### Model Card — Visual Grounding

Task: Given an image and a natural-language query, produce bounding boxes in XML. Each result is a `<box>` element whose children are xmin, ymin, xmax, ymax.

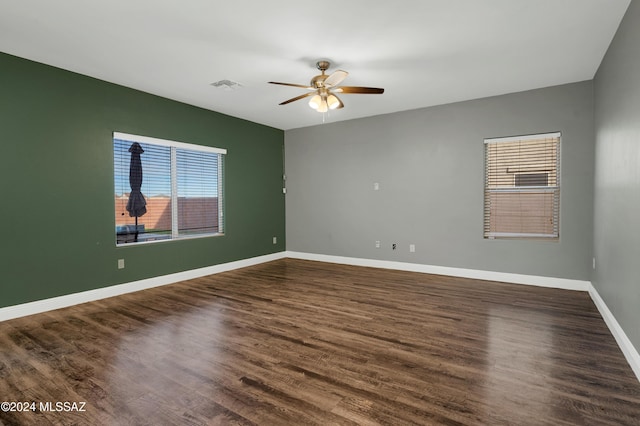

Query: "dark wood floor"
<box><xmin>1</xmin><ymin>259</ymin><xmax>639</xmax><ymax>425</ymax></box>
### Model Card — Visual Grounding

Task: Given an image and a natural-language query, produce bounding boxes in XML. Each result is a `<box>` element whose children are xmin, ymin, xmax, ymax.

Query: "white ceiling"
<box><xmin>0</xmin><ymin>0</ymin><xmax>630</xmax><ymax>130</ymax></box>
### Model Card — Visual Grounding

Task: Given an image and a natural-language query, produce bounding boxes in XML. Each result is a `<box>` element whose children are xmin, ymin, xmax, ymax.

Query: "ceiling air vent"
<box><xmin>210</xmin><ymin>79</ymin><xmax>243</xmax><ymax>91</ymax></box>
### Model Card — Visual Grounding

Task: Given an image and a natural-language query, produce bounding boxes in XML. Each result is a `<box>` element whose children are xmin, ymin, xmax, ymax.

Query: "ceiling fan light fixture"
<box><xmin>309</xmin><ymin>94</ymin><xmax>322</xmax><ymax>110</ymax></box>
<box><xmin>317</xmin><ymin>98</ymin><xmax>329</xmax><ymax>113</ymax></box>
<box><xmin>327</xmin><ymin>94</ymin><xmax>340</xmax><ymax>110</ymax></box>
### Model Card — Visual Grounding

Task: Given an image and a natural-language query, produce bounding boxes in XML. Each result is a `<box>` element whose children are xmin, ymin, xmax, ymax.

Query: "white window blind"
<box><xmin>114</xmin><ymin>132</ymin><xmax>226</xmax><ymax>245</ymax></box>
<box><xmin>484</xmin><ymin>132</ymin><xmax>560</xmax><ymax>239</ymax></box>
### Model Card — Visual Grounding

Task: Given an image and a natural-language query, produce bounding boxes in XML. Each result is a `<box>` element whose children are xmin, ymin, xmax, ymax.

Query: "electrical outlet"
<box><xmin>375</xmin><ymin>240</ymin><xmax>381</xmax><ymax>248</ymax></box>
<box><xmin>118</xmin><ymin>259</ymin><xmax>125</xmax><ymax>269</ymax></box>
<box><xmin>373</xmin><ymin>182</ymin><xmax>380</xmax><ymax>191</ymax></box>
<box><xmin>409</xmin><ymin>244</ymin><xmax>415</xmax><ymax>253</ymax></box>
<box><xmin>392</xmin><ymin>243</ymin><xmax>397</xmax><ymax>250</ymax></box>
<box><xmin>273</xmin><ymin>236</ymin><xmax>277</xmax><ymax>244</ymax></box>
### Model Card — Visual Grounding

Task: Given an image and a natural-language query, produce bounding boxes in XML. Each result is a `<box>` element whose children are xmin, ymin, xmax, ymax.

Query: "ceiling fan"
<box><xmin>269</xmin><ymin>60</ymin><xmax>384</xmax><ymax>112</ymax></box>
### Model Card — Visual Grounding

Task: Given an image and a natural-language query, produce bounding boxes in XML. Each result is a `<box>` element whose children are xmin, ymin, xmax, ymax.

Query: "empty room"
<box><xmin>1</xmin><ymin>1</ymin><xmax>640</xmax><ymax>424</ymax></box>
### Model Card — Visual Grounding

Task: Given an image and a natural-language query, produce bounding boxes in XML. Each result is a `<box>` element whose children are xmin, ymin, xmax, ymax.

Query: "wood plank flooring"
<box><xmin>1</xmin><ymin>258</ymin><xmax>639</xmax><ymax>425</ymax></box>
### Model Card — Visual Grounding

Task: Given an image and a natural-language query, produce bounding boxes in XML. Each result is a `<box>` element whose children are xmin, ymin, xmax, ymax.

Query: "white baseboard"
<box><xmin>0</xmin><ymin>251</ymin><xmax>589</xmax><ymax>323</ymax></box>
<box><xmin>285</xmin><ymin>251</ymin><xmax>591</xmax><ymax>291</ymax></box>
<box><xmin>0</xmin><ymin>252</ymin><xmax>286</xmax><ymax>322</ymax></box>
<box><xmin>588</xmin><ymin>284</ymin><xmax>640</xmax><ymax>382</ymax></box>
<box><xmin>286</xmin><ymin>251</ymin><xmax>639</xmax><ymax>382</ymax></box>
<box><xmin>2</xmin><ymin>250</ymin><xmax>638</xmax><ymax>383</ymax></box>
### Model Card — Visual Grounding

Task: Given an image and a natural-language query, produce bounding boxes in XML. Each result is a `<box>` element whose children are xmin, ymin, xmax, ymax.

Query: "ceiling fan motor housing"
<box><xmin>311</xmin><ymin>74</ymin><xmax>328</xmax><ymax>88</ymax></box>
<box><xmin>311</xmin><ymin>61</ymin><xmax>331</xmax><ymax>88</ymax></box>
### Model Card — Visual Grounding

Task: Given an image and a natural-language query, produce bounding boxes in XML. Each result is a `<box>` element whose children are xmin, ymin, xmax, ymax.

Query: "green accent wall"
<box><xmin>0</xmin><ymin>52</ymin><xmax>285</xmax><ymax>309</ymax></box>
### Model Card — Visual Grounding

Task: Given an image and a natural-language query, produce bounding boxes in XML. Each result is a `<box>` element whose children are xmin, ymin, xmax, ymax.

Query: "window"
<box><xmin>484</xmin><ymin>132</ymin><xmax>560</xmax><ymax>239</ymax></box>
<box><xmin>113</xmin><ymin>132</ymin><xmax>226</xmax><ymax>245</ymax></box>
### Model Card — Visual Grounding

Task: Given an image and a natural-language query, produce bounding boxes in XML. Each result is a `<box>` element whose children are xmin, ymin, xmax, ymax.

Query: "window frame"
<box><xmin>483</xmin><ymin>132</ymin><xmax>561</xmax><ymax>240</ymax></box>
<box><xmin>113</xmin><ymin>132</ymin><xmax>226</xmax><ymax>246</ymax></box>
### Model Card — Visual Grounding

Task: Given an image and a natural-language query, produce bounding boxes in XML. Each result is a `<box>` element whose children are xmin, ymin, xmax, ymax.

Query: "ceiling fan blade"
<box><xmin>323</xmin><ymin>70</ymin><xmax>348</xmax><ymax>88</ymax></box>
<box><xmin>335</xmin><ymin>86</ymin><xmax>385</xmax><ymax>94</ymax></box>
<box><xmin>279</xmin><ymin>91</ymin><xmax>317</xmax><ymax>105</ymax></box>
<box><xmin>269</xmin><ymin>81</ymin><xmax>314</xmax><ymax>90</ymax></box>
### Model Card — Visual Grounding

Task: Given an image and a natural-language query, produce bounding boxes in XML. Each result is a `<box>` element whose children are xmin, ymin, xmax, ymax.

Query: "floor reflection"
<box><xmin>485</xmin><ymin>304</ymin><xmax>554</xmax><ymax>421</ymax></box>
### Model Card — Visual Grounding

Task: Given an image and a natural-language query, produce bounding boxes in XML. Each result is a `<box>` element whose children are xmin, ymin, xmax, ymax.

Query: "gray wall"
<box><xmin>594</xmin><ymin>0</ymin><xmax>640</xmax><ymax>350</ymax></box>
<box><xmin>286</xmin><ymin>81</ymin><xmax>595</xmax><ymax>281</ymax></box>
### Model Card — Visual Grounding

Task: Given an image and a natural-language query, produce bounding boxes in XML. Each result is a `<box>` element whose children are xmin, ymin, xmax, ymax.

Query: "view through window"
<box><xmin>113</xmin><ymin>132</ymin><xmax>226</xmax><ymax>245</ymax></box>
